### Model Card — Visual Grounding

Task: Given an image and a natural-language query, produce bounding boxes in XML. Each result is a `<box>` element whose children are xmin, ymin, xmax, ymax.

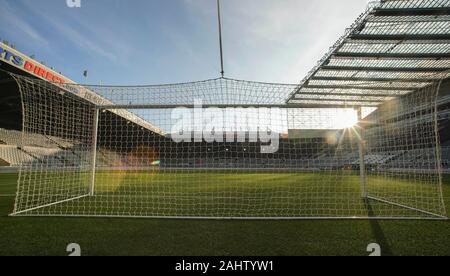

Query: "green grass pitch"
<box><xmin>0</xmin><ymin>172</ymin><xmax>449</xmax><ymax>256</ymax></box>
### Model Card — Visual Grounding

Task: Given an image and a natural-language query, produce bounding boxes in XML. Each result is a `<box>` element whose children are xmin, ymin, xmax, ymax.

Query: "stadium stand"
<box><xmin>1</xmin><ymin>123</ymin><xmax>449</xmax><ymax>172</ymax></box>
<box><xmin>0</xmin><ymin>128</ymin><xmax>86</xmax><ymax>168</ymax></box>
<box><xmin>0</xmin><ymin>129</ymin><xmax>74</xmax><ymax>149</ymax></box>
<box><xmin>0</xmin><ymin>145</ymin><xmax>35</xmax><ymax>166</ymax></box>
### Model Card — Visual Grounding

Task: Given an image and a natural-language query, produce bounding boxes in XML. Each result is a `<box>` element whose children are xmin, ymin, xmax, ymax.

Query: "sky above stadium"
<box><xmin>0</xmin><ymin>0</ymin><xmax>369</xmax><ymax>85</ymax></box>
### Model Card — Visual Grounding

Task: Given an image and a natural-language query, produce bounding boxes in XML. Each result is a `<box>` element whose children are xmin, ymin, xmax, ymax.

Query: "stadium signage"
<box><xmin>0</xmin><ymin>43</ymin><xmax>165</xmax><ymax>136</ymax></box>
<box><xmin>171</xmin><ymin>101</ymin><xmax>281</xmax><ymax>153</ymax></box>
<box><xmin>0</xmin><ymin>45</ymin><xmax>66</xmax><ymax>84</ymax></box>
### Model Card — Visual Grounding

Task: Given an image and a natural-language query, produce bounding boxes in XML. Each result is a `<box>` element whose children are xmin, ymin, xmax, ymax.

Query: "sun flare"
<box><xmin>334</xmin><ymin>110</ymin><xmax>358</xmax><ymax>129</ymax></box>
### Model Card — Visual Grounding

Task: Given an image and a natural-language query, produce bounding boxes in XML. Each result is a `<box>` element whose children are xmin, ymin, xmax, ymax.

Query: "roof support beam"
<box><xmin>321</xmin><ymin>65</ymin><xmax>449</xmax><ymax>73</ymax></box>
<box><xmin>333</xmin><ymin>52</ymin><xmax>450</xmax><ymax>59</ymax></box>
<box><xmin>288</xmin><ymin>100</ymin><xmax>380</xmax><ymax>107</ymax></box>
<box><xmin>295</xmin><ymin>91</ymin><xmax>398</xmax><ymax>98</ymax></box>
<box><xmin>344</xmin><ymin>39</ymin><xmax>450</xmax><ymax>45</ymax></box>
<box><xmin>372</xmin><ymin>8</ymin><xmax>450</xmax><ymax>17</ymax></box>
<box><xmin>293</xmin><ymin>97</ymin><xmax>383</xmax><ymax>103</ymax></box>
<box><xmin>350</xmin><ymin>34</ymin><xmax>450</xmax><ymax>41</ymax></box>
<box><xmin>311</xmin><ymin>76</ymin><xmax>437</xmax><ymax>83</ymax></box>
<box><xmin>304</xmin><ymin>84</ymin><xmax>415</xmax><ymax>91</ymax></box>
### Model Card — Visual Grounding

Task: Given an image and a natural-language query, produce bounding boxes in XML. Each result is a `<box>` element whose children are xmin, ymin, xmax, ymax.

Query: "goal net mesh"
<box><xmin>10</xmin><ymin>75</ymin><xmax>447</xmax><ymax>219</ymax></box>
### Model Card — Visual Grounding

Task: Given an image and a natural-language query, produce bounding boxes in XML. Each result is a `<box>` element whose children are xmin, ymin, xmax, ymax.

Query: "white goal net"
<box><xmin>9</xmin><ymin>75</ymin><xmax>447</xmax><ymax>219</ymax></box>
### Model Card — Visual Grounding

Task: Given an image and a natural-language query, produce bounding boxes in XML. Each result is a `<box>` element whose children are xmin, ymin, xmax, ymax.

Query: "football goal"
<box><xmin>9</xmin><ymin>75</ymin><xmax>447</xmax><ymax>219</ymax></box>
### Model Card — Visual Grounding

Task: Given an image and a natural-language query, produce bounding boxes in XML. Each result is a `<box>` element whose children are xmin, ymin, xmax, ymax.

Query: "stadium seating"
<box><xmin>97</xmin><ymin>149</ymin><xmax>126</xmax><ymax>168</ymax></box>
<box><xmin>441</xmin><ymin>147</ymin><xmax>450</xmax><ymax>170</ymax></box>
<box><xmin>0</xmin><ymin>128</ymin><xmax>74</xmax><ymax>149</ymax></box>
<box><xmin>0</xmin><ymin>129</ymin><xmax>84</xmax><ymax>168</ymax></box>
<box><xmin>0</xmin><ymin>145</ymin><xmax>35</xmax><ymax>166</ymax></box>
<box><xmin>1</xmin><ymin>127</ymin><xmax>449</xmax><ymax>172</ymax></box>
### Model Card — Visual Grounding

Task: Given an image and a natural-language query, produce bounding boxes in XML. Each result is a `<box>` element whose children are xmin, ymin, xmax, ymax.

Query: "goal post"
<box><xmin>357</xmin><ymin>107</ymin><xmax>367</xmax><ymax>200</ymax></box>
<box><xmin>8</xmin><ymin>75</ymin><xmax>447</xmax><ymax>219</ymax></box>
<box><xmin>88</xmin><ymin>108</ymin><xmax>100</xmax><ymax>197</ymax></box>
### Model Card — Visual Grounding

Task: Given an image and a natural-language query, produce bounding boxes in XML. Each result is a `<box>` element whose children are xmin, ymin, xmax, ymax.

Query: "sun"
<box><xmin>334</xmin><ymin>109</ymin><xmax>358</xmax><ymax>129</ymax></box>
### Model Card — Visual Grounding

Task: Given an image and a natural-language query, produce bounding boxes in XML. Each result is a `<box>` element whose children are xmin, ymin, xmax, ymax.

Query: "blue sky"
<box><xmin>0</xmin><ymin>0</ymin><xmax>368</xmax><ymax>85</ymax></box>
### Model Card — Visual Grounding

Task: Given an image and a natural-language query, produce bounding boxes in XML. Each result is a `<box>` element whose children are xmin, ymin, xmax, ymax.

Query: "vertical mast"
<box><xmin>217</xmin><ymin>0</ymin><xmax>225</xmax><ymax>78</ymax></box>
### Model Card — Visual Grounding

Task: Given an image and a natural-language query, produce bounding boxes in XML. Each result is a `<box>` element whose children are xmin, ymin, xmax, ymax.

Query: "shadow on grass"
<box><xmin>366</xmin><ymin>199</ymin><xmax>393</xmax><ymax>256</ymax></box>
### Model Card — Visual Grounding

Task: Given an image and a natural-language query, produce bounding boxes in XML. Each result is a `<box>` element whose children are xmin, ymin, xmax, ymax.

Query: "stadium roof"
<box><xmin>2</xmin><ymin>0</ymin><xmax>449</xmax><ymax>112</ymax></box>
<box><xmin>287</xmin><ymin>0</ymin><xmax>450</xmax><ymax>107</ymax></box>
